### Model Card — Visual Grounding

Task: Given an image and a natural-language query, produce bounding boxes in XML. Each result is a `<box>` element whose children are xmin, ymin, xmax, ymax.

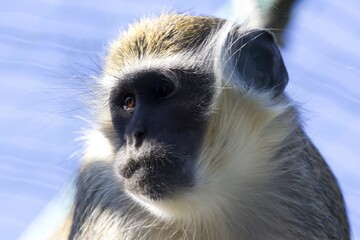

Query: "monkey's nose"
<box><xmin>127</xmin><ymin>126</ymin><xmax>147</xmax><ymax>148</ymax></box>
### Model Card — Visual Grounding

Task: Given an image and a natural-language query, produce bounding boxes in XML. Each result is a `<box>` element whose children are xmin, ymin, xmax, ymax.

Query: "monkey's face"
<box><xmin>96</xmin><ymin>14</ymin><xmax>289</xmax><ymax>218</ymax></box>
<box><xmin>109</xmin><ymin>69</ymin><xmax>213</xmax><ymax>201</ymax></box>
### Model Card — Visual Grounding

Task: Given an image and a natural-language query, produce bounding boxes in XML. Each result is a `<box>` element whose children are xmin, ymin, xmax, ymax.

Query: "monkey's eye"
<box><xmin>123</xmin><ymin>94</ymin><xmax>136</xmax><ymax>111</ymax></box>
<box><xmin>155</xmin><ymin>79</ymin><xmax>176</xmax><ymax>99</ymax></box>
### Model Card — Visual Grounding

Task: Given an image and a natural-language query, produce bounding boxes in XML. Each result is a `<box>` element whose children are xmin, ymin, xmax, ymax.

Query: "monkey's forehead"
<box><xmin>104</xmin><ymin>14</ymin><xmax>223</xmax><ymax>73</ymax></box>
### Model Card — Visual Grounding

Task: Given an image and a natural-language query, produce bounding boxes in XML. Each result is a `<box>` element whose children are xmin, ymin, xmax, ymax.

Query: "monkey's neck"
<box><xmin>71</xmin><ymin>162</ymin><xmax>242</xmax><ymax>240</ymax></box>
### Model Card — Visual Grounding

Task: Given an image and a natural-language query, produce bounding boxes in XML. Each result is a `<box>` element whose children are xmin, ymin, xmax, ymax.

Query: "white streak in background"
<box><xmin>230</xmin><ymin>0</ymin><xmax>263</xmax><ymax>27</ymax></box>
<box><xmin>216</xmin><ymin>0</ymin><xmax>268</xmax><ymax>28</ymax></box>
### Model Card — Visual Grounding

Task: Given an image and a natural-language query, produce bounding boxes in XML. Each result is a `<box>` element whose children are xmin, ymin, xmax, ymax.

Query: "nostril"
<box><xmin>133</xmin><ymin>127</ymin><xmax>147</xmax><ymax>147</ymax></box>
<box><xmin>119</xmin><ymin>159</ymin><xmax>141</xmax><ymax>179</ymax></box>
<box><xmin>134</xmin><ymin>130</ymin><xmax>145</xmax><ymax>141</ymax></box>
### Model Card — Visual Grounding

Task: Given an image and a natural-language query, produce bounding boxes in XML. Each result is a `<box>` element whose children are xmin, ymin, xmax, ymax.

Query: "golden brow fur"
<box><xmin>104</xmin><ymin>14</ymin><xmax>222</xmax><ymax>74</ymax></box>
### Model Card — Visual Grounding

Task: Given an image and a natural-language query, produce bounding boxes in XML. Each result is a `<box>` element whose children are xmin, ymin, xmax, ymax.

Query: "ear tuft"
<box><xmin>223</xmin><ymin>29</ymin><xmax>289</xmax><ymax>97</ymax></box>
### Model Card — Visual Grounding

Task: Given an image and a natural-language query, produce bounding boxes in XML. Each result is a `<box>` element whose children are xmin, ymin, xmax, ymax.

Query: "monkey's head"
<box><xmin>87</xmin><ymin>14</ymin><xmax>293</xmax><ymax>219</ymax></box>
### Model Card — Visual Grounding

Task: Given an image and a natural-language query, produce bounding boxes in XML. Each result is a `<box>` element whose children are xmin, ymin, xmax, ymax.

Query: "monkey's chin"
<box><xmin>126</xmin><ymin>189</ymin><xmax>199</xmax><ymax>220</ymax></box>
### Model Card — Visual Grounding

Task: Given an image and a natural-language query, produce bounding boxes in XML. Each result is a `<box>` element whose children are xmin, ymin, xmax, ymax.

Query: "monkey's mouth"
<box><xmin>116</xmin><ymin>154</ymin><xmax>194</xmax><ymax>200</ymax></box>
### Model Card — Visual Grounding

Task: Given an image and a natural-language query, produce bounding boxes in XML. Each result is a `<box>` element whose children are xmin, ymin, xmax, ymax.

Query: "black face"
<box><xmin>109</xmin><ymin>69</ymin><xmax>213</xmax><ymax>200</ymax></box>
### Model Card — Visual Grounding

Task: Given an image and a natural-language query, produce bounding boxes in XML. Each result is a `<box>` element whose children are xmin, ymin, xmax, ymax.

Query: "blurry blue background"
<box><xmin>0</xmin><ymin>0</ymin><xmax>359</xmax><ymax>239</ymax></box>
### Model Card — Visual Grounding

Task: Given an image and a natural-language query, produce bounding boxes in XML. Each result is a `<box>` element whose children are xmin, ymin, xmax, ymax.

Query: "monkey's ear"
<box><xmin>223</xmin><ymin>29</ymin><xmax>288</xmax><ymax>96</ymax></box>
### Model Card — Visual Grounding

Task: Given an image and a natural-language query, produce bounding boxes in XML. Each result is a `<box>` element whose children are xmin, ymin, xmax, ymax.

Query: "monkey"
<box><xmin>58</xmin><ymin>13</ymin><xmax>350</xmax><ymax>240</ymax></box>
